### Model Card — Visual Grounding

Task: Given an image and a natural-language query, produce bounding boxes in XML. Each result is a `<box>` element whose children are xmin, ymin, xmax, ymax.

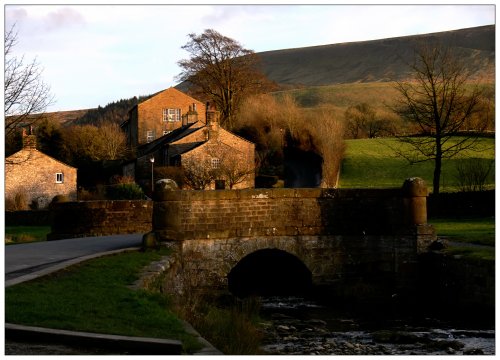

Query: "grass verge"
<box><xmin>430</xmin><ymin>216</ymin><xmax>495</xmax><ymax>261</ymax></box>
<box><xmin>5</xmin><ymin>248</ymin><xmax>201</xmax><ymax>353</ymax></box>
<box><xmin>430</xmin><ymin>217</ymin><xmax>495</xmax><ymax>246</ymax></box>
<box><xmin>173</xmin><ymin>293</ymin><xmax>264</xmax><ymax>355</ymax></box>
<box><xmin>5</xmin><ymin>226</ymin><xmax>51</xmax><ymax>244</ymax></box>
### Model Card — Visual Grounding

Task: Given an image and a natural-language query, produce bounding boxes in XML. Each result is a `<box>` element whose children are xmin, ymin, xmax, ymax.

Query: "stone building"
<box><xmin>122</xmin><ymin>87</ymin><xmax>207</xmax><ymax>148</ymax></box>
<box><xmin>5</xmin><ymin>129</ymin><xmax>77</xmax><ymax>209</ymax></box>
<box><xmin>125</xmin><ymin>104</ymin><xmax>255</xmax><ymax>190</ymax></box>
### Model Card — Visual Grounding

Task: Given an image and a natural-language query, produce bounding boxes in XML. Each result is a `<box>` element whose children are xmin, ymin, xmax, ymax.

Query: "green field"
<box><xmin>340</xmin><ymin>137</ymin><xmax>495</xmax><ymax>191</ymax></box>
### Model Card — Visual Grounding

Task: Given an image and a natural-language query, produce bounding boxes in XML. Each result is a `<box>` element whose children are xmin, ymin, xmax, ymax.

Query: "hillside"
<box><xmin>258</xmin><ymin>25</ymin><xmax>494</xmax><ymax>86</ymax></box>
<box><xmin>44</xmin><ymin>109</ymin><xmax>91</xmax><ymax>126</ymax></box>
<box><xmin>48</xmin><ymin>25</ymin><xmax>494</xmax><ymax>123</ymax></box>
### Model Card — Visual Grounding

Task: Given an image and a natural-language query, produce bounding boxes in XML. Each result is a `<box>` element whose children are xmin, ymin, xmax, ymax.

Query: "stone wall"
<box><xmin>419</xmin><ymin>253</ymin><xmax>495</xmax><ymax>317</ymax></box>
<box><xmin>153</xmin><ymin>185</ymin><xmax>432</xmax><ymax>243</ymax></box>
<box><xmin>428</xmin><ymin>190</ymin><xmax>495</xmax><ymax>218</ymax></box>
<box><xmin>5</xmin><ymin>210</ymin><xmax>51</xmax><ymax>226</ymax></box>
<box><xmin>47</xmin><ymin>200</ymin><xmax>153</xmax><ymax>240</ymax></box>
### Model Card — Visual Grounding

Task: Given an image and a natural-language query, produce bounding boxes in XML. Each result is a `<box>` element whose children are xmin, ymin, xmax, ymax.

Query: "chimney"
<box><xmin>205</xmin><ymin>102</ymin><xmax>220</xmax><ymax>140</ymax></box>
<box><xmin>22</xmin><ymin>126</ymin><xmax>37</xmax><ymax>149</ymax></box>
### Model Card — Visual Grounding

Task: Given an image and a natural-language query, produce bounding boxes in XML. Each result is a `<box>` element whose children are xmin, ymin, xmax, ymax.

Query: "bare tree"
<box><xmin>61</xmin><ymin>123</ymin><xmax>128</xmax><ymax>165</ymax></box>
<box><xmin>344</xmin><ymin>103</ymin><xmax>389</xmax><ymax>139</ymax></box>
<box><xmin>98</xmin><ymin>122</ymin><xmax>129</xmax><ymax>160</ymax></box>
<box><xmin>392</xmin><ymin>43</ymin><xmax>484</xmax><ymax>194</ymax></box>
<box><xmin>177</xmin><ymin>29</ymin><xmax>272</xmax><ymax>130</ymax></box>
<box><xmin>5</xmin><ymin>25</ymin><xmax>54</xmax><ymax>137</ymax></box>
<box><xmin>182</xmin><ymin>156</ymin><xmax>217</xmax><ymax>190</ymax></box>
<box><xmin>208</xmin><ymin>144</ymin><xmax>254</xmax><ymax>189</ymax></box>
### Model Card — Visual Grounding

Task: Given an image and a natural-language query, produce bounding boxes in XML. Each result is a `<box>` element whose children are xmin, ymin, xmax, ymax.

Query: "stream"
<box><xmin>257</xmin><ymin>296</ymin><xmax>495</xmax><ymax>355</ymax></box>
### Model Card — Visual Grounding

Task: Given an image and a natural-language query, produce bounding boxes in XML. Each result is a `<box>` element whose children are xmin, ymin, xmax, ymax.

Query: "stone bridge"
<box><xmin>149</xmin><ymin>178</ymin><xmax>436</xmax><ymax>299</ymax></box>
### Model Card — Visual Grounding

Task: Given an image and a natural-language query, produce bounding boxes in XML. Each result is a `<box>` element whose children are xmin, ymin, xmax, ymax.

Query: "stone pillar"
<box><xmin>402</xmin><ymin>177</ymin><xmax>436</xmax><ymax>253</ymax></box>
<box><xmin>402</xmin><ymin>177</ymin><xmax>428</xmax><ymax>225</ymax></box>
<box><xmin>143</xmin><ymin>179</ymin><xmax>181</xmax><ymax>249</ymax></box>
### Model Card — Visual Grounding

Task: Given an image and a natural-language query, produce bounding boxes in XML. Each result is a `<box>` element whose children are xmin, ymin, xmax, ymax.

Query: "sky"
<box><xmin>3</xmin><ymin>3</ymin><xmax>496</xmax><ymax>112</ymax></box>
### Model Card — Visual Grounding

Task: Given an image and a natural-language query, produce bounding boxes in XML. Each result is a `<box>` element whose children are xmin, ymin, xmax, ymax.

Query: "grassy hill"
<box><xmin>258</xmin><ymin>25</ymin><xmax>494</xmax><ymax>86</ymax></box>
<box><xmin>340</xmin><ymin>137</ymin><xmax>495</xmax><ymax>192</ymax></box>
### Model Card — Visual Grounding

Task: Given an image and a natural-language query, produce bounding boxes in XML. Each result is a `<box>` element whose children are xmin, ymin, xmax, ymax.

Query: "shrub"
<box><xmin>51</xmin><ymin>194</ymin><xmax>70</xmax><ymax>203</ymax></box>
<box><xmin>106</xmin><ymin>183</ymin><xmax>145</xmax><ymax>200</ymax></box>
<box><xmin>5</xmin><ymin>192</ymin><xmax>29</xmax><ymax>211</ymax></box>
<box><xmin>455</xmin><ymin>159</ymin><xmax>493</xmax><ymax>192</ymax></box>
<box><xmin>109</xmin><ymin>174</ymin><xmax>135</xmax><ymax>185</ymax></box>
<box><xmin>49</xmin><ymin>194</ymin><xmax>70</xmax><ymax>209</ymax></box>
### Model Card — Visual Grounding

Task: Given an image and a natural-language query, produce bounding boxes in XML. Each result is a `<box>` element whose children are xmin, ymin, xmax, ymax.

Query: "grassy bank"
<box><xmin>5</xmin><ymin>248</ymin><xmax>201</xmax><ymax>353</ymax></box>
<box><xmin>340</xmin><ymin>137</ymin><xmax>495</xmax><ymax>191</ymax></box>
<box><xmin>431</xmin><ymin>216</ymin><xmax>495</xmax><ymax>261</ymax></box>
<box><xmin>5</xmin><ymin>226</ymin><xmax>51</xmax><ymax>244</ymax></box>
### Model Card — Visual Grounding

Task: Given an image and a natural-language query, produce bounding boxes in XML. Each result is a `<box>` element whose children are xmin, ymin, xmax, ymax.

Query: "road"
<box><xmin>5</xmin><ymin>234</ymin><xmax>143</xmax><ymax>284</ymax></box>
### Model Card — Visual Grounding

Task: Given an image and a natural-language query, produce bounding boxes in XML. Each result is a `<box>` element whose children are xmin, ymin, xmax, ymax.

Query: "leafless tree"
<box><xmin>5</xmin><ymin>25</ymin><xmax>54</xmax><ymax>137</ymax></box>
<box><xmin>208</xmin><ymin>144</ymin><xmax>254</xmax><ymax>189</ymax></box>
<box><xmin>345</xmin><ymin>103</ymin><xmax>389</xmax><ymax>139</ymax></box>
<box><xmin>61</xmin><ymin>123</ymin><xmax>128</xmax><ymax>165</ymax></box>
<box><xmin>182</xmin><ymin>156</ymin><xmax>217</xmax><ymax>190</ymax></box>
<box><xmin>98</xmin><ymin>122</ymin><xmax>129</xmax><ymax>160</ymax></box>
<box><xmin>177</xmin><ymin>29</ymin><xmax>273</xmax><ymax>130</ymax></box>
<box><xmin>392</xmin><ymin>43</ymin><xmax>484</xmax><ymax>194</ymax></box>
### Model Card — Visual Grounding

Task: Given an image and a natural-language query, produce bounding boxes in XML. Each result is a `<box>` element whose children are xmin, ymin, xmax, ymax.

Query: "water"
<box><xmin>257</xmin><ymin>296</ymin><xmax>495</xmax><ymax>355</ymax></box>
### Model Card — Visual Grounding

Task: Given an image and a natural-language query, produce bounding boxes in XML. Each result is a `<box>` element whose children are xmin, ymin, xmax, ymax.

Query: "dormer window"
<box><xmin>162</xmin><ymin>108</ymin><xmax>181</xmax><ymax>122</ymax></box>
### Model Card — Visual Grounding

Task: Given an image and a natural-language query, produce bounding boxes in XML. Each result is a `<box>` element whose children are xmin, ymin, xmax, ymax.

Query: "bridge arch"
<box><xmin>227</xmin><ymin>248</ymin><xmax>313</xmax><ymax>297</ymax></box>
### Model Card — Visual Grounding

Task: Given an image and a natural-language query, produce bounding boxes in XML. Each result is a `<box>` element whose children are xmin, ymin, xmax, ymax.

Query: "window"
<box><xmin>162</xmin><ymin>108</ymin><xmax>181</xmax><ymax>122</ymax></box>
<box><xmin>163</xmin><ymin>130</ymin><xmax>172</xmax><ymax>136</ymax></box>
<box><xmin>56</xmin><ymin>173</ymin><xmax>64</xmax><ymax>183</ymax></box>
<box><xmin>146</xmin><ymin>130</ymin><xmax>154</xmax><ymax>142</ymax></box>
<box><xmin>211</xmin><ymin>158</ymin><xmax>220</xmax><ymax>169</ymax></box>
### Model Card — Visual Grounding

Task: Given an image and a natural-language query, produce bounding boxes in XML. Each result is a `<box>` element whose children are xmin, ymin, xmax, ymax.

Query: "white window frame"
<box><xmin>162</xmin><ymin>108</ymin><xmax>181</xmax><ymax>122</ymax></box>
<box><xmin>163</xmin><ymin>130</ymin><xmax>172</xmax><ymax>136</ymax></box>
<box><xmin>55</xmin><ymin>173</ymin><xmax>64</xmax><ymax>184</ymax></box>
<box><xmin>211</xmin><ymin>158</ymin><xmax>220</xmax><ymax>169</ymax></box>
<box><xmin>146</xmin><ymin>130</ymin><xmax>154</xmax><ymax>142</ymax></box>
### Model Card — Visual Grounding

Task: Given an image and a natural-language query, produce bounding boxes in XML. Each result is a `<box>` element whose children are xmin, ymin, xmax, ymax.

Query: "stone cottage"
<box><xmin>124</xmin><ymin>104</ymin><xmax>255</xmax><ymax>190</ymax></box>
<box><xmin>122</xmin><ymin>87</ymin><xmax>207</xmax><ymax>148</ymax></box>
<box><xmin>5</xmin><ymin>128</ymin><xmax>77</xmax><ymax>209</ymax></box>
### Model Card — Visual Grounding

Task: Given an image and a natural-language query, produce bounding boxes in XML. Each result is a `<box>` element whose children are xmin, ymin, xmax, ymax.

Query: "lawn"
<box><xmin>431</xmin><ymin>217</ymin><xmax>495</xmax><ymax>247</ymax></box>
<box><xmin>5</xmin><ymin>248</ymin><xmax>201</xmax><ymax>353</ymax></box>
<box><xmin>340</xmin><ymin>137</ymin><xmax>495</xmax><ymax>191</ymax></box>
<box><xmin>5</xmin><ymin>226</ymin><xmax>51</xmax><ymax>244</ymax></box>
<box><xmin>431</xmin><ymin>216</ymin><xmax>495</xmax><ymax>261</ymax></box>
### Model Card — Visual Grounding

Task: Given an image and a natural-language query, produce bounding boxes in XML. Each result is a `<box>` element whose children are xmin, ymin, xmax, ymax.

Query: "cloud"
<box><xmin>43</xmin><ymin>7</ymin><xmax>86</xmax><ymax>31</ymax></box>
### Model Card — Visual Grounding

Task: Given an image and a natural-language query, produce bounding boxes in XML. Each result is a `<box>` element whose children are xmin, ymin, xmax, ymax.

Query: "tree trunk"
<box><xmin>433</xmin><ymin>141</ymin><xmax>442</xmax><ymax>195</ymax></box>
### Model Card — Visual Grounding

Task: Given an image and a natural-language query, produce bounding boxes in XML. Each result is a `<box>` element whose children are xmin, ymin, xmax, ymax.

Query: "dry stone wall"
<box><xmin>48</xmin><ymin>200</ymin><xmax>152</xmax><ymax>240</ymax></box>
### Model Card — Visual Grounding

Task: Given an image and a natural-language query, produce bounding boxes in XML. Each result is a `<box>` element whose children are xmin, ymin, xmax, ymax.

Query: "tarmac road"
<box><xmin>5</xmin><ymin>234</ymin><xmax>143</xmax><ymax>284</ymax></box>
